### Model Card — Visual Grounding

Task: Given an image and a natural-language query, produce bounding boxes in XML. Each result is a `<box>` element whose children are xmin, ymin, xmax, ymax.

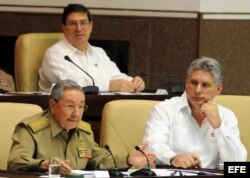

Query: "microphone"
<box><xmin>64</xmin><ymin>55</ymin><xmax>99</xmax><ymax>95</ymax></box>
<box><xmin>135</xmin><ymin>146</ymin><xmax>151</xmax><ymax>168</ymax></box>
<box><xmin>130</xmin><ymin>146</ymin><xmax>156</xmax><ymax>177</ymax></box>
<box><xmin>104</xmin><ymin>145</ymin><xmax>123</xmax><ymax>177</ymax></box>
<box><xmin>141</xmin><ymin>72</ymin><xmax>185</xmax><ymax>94</ymax></box>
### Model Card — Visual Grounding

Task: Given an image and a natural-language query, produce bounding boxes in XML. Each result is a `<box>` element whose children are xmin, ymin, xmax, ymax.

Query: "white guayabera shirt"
<box><xmin>143</xmin><ymin>92</ymin><xmax>247</xmax><ymax>168</ymax></box>
<box><xmin>39</xmin><ymin>39</ymin><xmax>132</xmax><ymax>92</ymax></box>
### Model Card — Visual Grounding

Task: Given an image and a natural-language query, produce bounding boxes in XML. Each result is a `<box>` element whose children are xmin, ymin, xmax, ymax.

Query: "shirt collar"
<box><xmin>64</xmin><ymin>39</ymin><xmax>91</xmax><ymax>55</ymax></box>
<box><xmin>47</xmin><ymin>112</ymin><xmax>64</xmax><ymax>137</ymax></box>
<box><xmin>178</xmin><ymin>91</ymin><xmax>192</xmax><ymax>114</ymax></box>
<box><xmin>47</xmin><ymin>111</ymin><xmax>82</xmax><ymax>141</ymax></box>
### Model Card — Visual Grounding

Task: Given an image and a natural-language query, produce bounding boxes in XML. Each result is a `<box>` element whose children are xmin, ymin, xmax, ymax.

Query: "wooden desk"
<box><xmin>0</xmin><ymin>169</ymin><xmax>40</xmax><ymax>178</ymax></box>
<box><xmin>85</xmin><ymin>94</ymin><xmax>172</xmax><ymax>119</ymax></box>
<box><xmin>0</xmin><ymin>94</ymin><xmax>173</xmax><ymax>114</ymax></box>
<box><xmin>0</xmin><ymin>94</ymin><xmax>173</xmax><ymax>142</ymax></box>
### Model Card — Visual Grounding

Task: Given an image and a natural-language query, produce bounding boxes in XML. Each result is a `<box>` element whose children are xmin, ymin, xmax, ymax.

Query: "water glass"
<box><xmin>49</xmin><ymin>157</ymin><xmax>61</xmax><ymax>178</ymax></box>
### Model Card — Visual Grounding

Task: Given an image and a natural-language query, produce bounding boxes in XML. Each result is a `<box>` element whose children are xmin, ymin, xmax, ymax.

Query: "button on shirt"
<box><xmin>39</xmin><ymin>39</ymin><xmax>132</xmax><ymax>92</ymax></box>
<box><xmin>143</xmin><ymin>92</ymin><xmax>247</xmax><ymax>168</ymax></box>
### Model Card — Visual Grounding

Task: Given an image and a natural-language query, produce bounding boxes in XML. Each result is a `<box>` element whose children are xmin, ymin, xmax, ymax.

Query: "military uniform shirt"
<box><xmin>7</xmin><ymin>111</ymin><xmax>128</xmax><ymax>171</ymax></box>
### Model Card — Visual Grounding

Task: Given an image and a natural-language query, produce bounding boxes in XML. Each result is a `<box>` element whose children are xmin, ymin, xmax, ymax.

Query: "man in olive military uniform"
<box><xmin>7</xmin><ymin>79</ymin><xmax>156</xmax><ymax>174</ymax></box>
<box><xmin>0</xmin><ymin>69</ymin><xmax>15</xmax><ymax>92</ymax></box>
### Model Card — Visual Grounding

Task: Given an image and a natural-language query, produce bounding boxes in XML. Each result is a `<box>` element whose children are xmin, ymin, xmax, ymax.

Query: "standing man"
<box><xmin>8</xmin><ymin>80</ymin><xmax>155</xmax><ymax>173</ymax></box>
<box><xmin>39</xmin><ymin>4</ymin><xmax>144</xmax><ymax>93</ymax></box>
<box><xmin>143</xmin><ymin>57</ymin><xmax>247</xmax><ymax>168</ymax></box>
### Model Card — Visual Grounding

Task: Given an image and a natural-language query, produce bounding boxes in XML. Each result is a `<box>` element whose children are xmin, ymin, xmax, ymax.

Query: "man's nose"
<box><xmin>195</xmin><ymin>84</ymin><xmax>202</xmax><ymax>93</ymax></box>
<box><xmin>76</xmin><ymin>23</ymin><xmax>83</xmax><ymax>30</ymax></box>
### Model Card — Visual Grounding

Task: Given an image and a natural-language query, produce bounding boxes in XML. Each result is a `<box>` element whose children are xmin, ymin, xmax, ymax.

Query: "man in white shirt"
<box><xmin>39</xmin><ymin>4</ymin><xmax>145</xmax><ymax>93</ymax></box>
<box><xmin>143</xmin><ymin>57</ymin><xmax>247</xmax><ymax>168</ymax></box>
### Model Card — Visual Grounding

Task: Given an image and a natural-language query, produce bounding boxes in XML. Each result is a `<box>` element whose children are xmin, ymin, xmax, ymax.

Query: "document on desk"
<box><xmin>39</xmin><ymin>170</ymin><xmax>95</xmax><ymax>178</ymax></box>
<box><xmin>127</xmin><ymin>168</ymin><xmax>223</xmax><ymax>176</ymax></box>
<box><xmin>158</xmin><ymin>169</ymin><xmax>223</xmax><ymax>176</ymax></box>
<box><xmin>71</xmin><ymin>170</ymin><xmax>109</xmax><ymax>178</ymax></box>
<box><xmin>127</xmin><ymin>169</ymin><xmax>197</xmax><ymax>176</ymax></box>
<box><xmin>154</xmin><ymin>169</ymin><xmax>197</xmax><ymax>176</ymax></box>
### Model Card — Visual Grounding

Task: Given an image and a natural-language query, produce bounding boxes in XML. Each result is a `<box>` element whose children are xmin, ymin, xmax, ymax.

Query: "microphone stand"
<box><xmin>130</xmin><ymin>146</ymin><xmax>156</xmax><ymax>177</ymax></box>
<box><xmin>64</xmin><ymin>56</ymin><xmax>99</xmax><ymax>95</ymax></box>
<box><xmin>104</xmin><ymin>145</ymin><xmax>123</xmax><ymax>177</ymax></box>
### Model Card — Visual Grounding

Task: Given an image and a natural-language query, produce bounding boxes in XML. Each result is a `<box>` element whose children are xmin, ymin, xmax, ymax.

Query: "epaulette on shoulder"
<box><xmin>78</xmin><ymin>121</ymin><xmax>92</xmax><ymax>134</ymax></box>
<box><xmin>27</xmin><ymin>117</ymin><xmax>49</xmax><ymax>133</ymax></box>
<box><xmin>22</xmin><ymin>111</ymin><xmax>50</xmax><ymax>133</ymax></box>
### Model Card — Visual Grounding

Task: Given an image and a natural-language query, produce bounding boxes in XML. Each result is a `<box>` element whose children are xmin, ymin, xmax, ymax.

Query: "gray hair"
<box><xmin>50</xmin><ymin>79</ymin><xmax>84</xmax><ymax>101</ymax></box>
<box><xmin>187</xmin><ymin>57</ymin><xmax>223</xmax><ymax>84</ymax></box>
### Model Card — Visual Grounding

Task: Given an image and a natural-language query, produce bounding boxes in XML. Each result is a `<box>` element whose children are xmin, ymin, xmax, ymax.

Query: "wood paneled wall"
<box><xmin>0</xmin><ymin>11</ymin><xmax>250</xmax><ymax>95</ymax></box>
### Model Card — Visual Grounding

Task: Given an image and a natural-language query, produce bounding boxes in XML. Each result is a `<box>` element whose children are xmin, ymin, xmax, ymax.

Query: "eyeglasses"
<box><xmin>64</xmin><ymin>104</ymin><xmax>88</xmax><ymax>112</ymax></box>
<box><xmin>66</xmin><ymin>20</ymin><xmax>91</xmax><ymax>28</ymax></box>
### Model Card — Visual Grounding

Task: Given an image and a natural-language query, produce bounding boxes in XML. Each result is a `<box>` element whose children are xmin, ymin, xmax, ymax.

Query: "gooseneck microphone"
<box><xmin>105</xmin><ymin>145</ymin><xmax>118</xmax><ymax>168</ymax></box>
<box><xmin>130</xmin><ymin>146</ymin><xmax>156</xmax><ymax>177</ymax></box>
<box><xmin>64</xmin><ymin>55</ymin><xmax>99</xmax><ymax>94</ymax></box>
<box><xmin>135</xmin><ymin>146</ymin><xmax>151</xmax><ymax>168</ymax></box>
<box><xmin>104</xmin><ymin>145</ymin><xmax>123</xmax><ymax>177</ymax></box>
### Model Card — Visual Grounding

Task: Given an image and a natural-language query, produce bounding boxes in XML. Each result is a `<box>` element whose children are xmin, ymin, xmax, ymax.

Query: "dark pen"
<box><xmin>170</xmin><ymin>170</ymin><xmax>183</xmax><ymax>176</ymax></box>
<box><xmin>170</xmin><ymin>170</ymin><xmax>178</xmax><ymax>176</ymax></box>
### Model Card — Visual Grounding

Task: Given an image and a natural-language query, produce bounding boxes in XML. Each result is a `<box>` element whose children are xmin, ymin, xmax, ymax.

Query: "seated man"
<box><xmin>143</xmin><ymin>57</ymin><xmax>247</xmax><ymax>168</ymax></box>
<box><xmin>0</xmin><ymin>69</ymin><xmax>15</xmax><ymax>92</ymax></box>
<box><xmin>8</xmin><ymin>79</ymin><xmax>155</xmax><ymax>174</ymax></box>
<box><xmin>39</xmin><ymin>4</ymin><xmax>144</xmax><ymax>93</ymax></box>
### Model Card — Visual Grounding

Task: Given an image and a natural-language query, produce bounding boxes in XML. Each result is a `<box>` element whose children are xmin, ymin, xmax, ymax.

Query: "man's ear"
<box><xmin>89</xmin><ymin>21</ymin><xmax>93</xmax><ymax>34</ymax></box>
<box><xmin>49</xmin><ymin>99</ymin><xmax>56</xmax><ymax>114</ymax></box>
<box><xmin>61</xmin><ymin>24</ymin><xmax>66</xmax><ymax>33</ymax></box>
<box><xmin>217</xmin><ymin>84</ymin><xmax>223</xmax><ymax>95</ymax></box>
<box><xmin>185</xmin><ymin>78</ymin><xmax>189</xmax><ymax>89</ymax></box>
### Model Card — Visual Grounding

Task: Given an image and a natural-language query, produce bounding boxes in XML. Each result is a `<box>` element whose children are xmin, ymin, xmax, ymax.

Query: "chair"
<box><xmin>214</xmin><ymin>95</ymin><xmax>250</xmax><ymax>161</ymax></box>
<box><xmin>15</xmin><ymin>33</ymin><xmax>64</xmax><ymax>91</ymax></box>
<box><xmin>100</xmin><ymin>99</ymin><xmax>160</xmax><ymax>158</ymax></box>
<box><xmin>0</xmin><ymin>102</ymin><xmax>43</xmax><ymax>170</ymax></box>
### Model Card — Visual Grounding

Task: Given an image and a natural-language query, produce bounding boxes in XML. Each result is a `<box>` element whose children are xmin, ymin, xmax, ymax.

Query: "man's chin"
<box><xmin>67</xmin><ymin>121</ymin><xmax>79</xmax><ymax>129</ymax></box>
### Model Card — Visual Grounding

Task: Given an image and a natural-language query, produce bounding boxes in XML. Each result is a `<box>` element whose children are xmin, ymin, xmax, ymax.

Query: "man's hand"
<box><xmin>109</xmin><ymin>76</ymin><xmax>145</xmax><ymax>92</ymax></box>
<box><xmin>39</xmin><ymin>159</ymin><xmax>72</xmax><ymax>175</ymax></box>
<box><xmin>60</xmin><ymin>160</ymin><xmax>72</xmax><ymax>175</ymax></box>
<box><xmin>170</xmin><ymin>153</ymin><xmax>201</xmax><ymax>168</ymax></box>
<box><xmin>200</xmin><ymin>100</ymin><xmax>221</xmax><ymax>128</ymax></box>
<box><xmin>109</xmin><ymin>79</ymin><xmax>135</xmax><ymax>92</ymax></box>
<box><xmin>127</xmin><ymin>142</ymin><xmax>156</xmax><ymax>168</ymax></box>
<box><xmin>131</xmin><ymin>76</ymin><xmax>145</xmax><ymax>92</ymax></box>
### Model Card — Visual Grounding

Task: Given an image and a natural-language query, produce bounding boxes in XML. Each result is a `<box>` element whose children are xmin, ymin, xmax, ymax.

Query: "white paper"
<box><xmin>71</xmin><ymin>170</ymin><xmax>109</xmax><ymax>178</ymax></box>
<box><xmin>94</xmin><ymin>171</ymin><xmax>110</xmax><ymax>177</ymax></box>
<box><xmin>71</xmin><ymin>170</ymin><xmax>93</xmax><ymax>175</ymax></box>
